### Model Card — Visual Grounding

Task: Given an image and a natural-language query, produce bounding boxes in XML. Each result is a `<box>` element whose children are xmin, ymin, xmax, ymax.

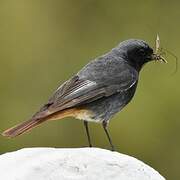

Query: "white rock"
<box><xmin>0</xmin><ymin>148</ymin><xmax>165</xmax><ymax>180</ymax></box>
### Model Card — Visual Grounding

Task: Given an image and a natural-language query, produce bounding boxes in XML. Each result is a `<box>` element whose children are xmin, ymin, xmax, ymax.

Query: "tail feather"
<box><xmin>2</xmin><ymin>118</ymin><xmax>46</xmax><ymax>138</ymax></box>
<box><xmin>1</xmin><ymin>108</ymin><xmax>78</xmax><ymax>138</ymax></box>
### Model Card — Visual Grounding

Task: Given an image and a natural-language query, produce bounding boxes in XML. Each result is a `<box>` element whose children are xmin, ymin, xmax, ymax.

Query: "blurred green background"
<box><xmin>0</xmin><ymin>0</ymin><xmax>179</xmax><ymax>179</ymax></box>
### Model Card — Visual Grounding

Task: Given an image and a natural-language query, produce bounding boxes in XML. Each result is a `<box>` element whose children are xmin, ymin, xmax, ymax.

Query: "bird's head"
<box><xmin>117</xmin><ymin>38</ymin><xmax>167</xmax><ymax>71</ymax></box>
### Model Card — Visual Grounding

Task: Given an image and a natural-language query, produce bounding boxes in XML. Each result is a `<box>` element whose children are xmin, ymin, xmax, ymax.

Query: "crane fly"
<box><xmin>152</xmin><ymin>34</ymin><xmax>167</xmax><ymax>63</ymax></box>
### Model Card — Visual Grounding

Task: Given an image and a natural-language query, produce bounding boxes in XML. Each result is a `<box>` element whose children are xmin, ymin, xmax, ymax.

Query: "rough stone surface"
<box><xmin>0</xmin><ymin>148</ymin><xmax>165</xmax><ymax>180</ymax></box>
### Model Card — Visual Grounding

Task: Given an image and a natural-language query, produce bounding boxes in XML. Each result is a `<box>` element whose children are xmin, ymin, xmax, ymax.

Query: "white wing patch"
<box><xmin>65</xmin><ymin>80</ymin><xmax>97</xmax><ymax>97</ymax></box>
<box><xmin>71</xmin><ymin>80</ymin><xmax>96</xmax><ymax>94</ymax></box>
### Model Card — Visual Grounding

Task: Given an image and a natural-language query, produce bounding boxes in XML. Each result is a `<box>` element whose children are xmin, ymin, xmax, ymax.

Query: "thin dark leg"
<box><xmin>102</xmin><ymin>121</ymin><xmax>115</xmax><ymax>151</ymax></box>
<box><xmin>83</xmin><ymin>121</ymin><xmax>92</xmax><ymax>147</ymax></box>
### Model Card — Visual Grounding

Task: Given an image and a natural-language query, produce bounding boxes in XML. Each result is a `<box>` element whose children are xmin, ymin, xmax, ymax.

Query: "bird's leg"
<box><xmin>102</xmin><ymin>121</ymin><xmax>115</xmax><ymax>151</ymax></box>
<box><xmin>83</xmin><ymin>121</ymin><xmax>92</xmax><ymax>147</ymax></box>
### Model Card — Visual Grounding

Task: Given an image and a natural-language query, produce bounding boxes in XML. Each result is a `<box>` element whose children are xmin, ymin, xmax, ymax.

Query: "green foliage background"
<box><xmin>0</xmin><ymin>1</ymin><xmax>179</xmax><ymax>179</ymax></box>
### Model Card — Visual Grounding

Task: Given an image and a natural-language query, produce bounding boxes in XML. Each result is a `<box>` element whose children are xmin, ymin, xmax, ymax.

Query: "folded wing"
<box><xmin>34</xmin><ymin>68</ymin><xmax>138</xmax><ymax>120</ymax></box>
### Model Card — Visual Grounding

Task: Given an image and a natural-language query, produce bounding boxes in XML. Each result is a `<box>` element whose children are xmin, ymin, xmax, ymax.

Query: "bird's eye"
<box><xmin>138</xmin><ymin>49</ymin><xmax>146</xmax><ymax>56</ymax></box>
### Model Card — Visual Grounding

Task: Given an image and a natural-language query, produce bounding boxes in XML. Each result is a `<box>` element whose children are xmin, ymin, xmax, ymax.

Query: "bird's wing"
<box><xmin>34</xmin><ymin>67</ymin><xmax>138</xmax><ymax>119</ymax></box>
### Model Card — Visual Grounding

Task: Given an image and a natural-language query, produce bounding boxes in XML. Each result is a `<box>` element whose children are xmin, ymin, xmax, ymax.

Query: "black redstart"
<box><xmin>2</xmin><ymin>38</ymin><xmax>166</xmax><ymax>150</ymax></box>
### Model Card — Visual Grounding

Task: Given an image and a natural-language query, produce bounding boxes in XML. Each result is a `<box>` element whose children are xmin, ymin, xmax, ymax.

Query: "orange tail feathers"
<box><xmin>2</xmin><ymin>118</ymin><xmax>47</xmax><ymax>138</ymax></box>
<box><xmin>2</xmin><ymin>108</ymin><xmax>78</xmax><ymax>138</ymax></box>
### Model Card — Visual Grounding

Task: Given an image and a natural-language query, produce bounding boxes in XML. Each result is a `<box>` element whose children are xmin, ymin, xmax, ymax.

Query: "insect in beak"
<box><xmin>152</xmin><ymin>34</ymin><xmax>167</xmax><ymax>63</ymax></box>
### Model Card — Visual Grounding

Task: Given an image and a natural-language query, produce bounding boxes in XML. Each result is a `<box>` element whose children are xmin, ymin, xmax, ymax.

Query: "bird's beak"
<box><xmin>150</xmin><ymin>53</ymin><xmax>167</xmax><ymax>63</ymax></box>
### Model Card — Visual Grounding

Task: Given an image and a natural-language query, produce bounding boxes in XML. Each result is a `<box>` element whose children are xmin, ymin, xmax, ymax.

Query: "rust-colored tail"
<box><xmin>2</xmin><ymin>108</ymin><xmax>78</xmax><ymax>138</ymax></box>
<box><xmin>2</xmin><ymin>117</ymin><xmax>47</xmax><ymax>138</ymax></box>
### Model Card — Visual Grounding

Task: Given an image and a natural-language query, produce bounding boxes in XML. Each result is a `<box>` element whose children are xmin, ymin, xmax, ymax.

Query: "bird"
<box><xmin>2</xmin><ymin>38</ymin><xmax>166</xmax><ymax>151</ymax></box>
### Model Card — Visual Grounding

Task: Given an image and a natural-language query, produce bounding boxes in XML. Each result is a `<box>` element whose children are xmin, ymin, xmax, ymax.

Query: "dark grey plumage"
<box><xmin>46</xmin><ymin>39</ymin><xmax>152</xmax><ymax>122</ymax></box>
<box><xmin>2</xmin><ymin>39</ymin><xmax>156</xmax><ymax>150</ymax></box>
